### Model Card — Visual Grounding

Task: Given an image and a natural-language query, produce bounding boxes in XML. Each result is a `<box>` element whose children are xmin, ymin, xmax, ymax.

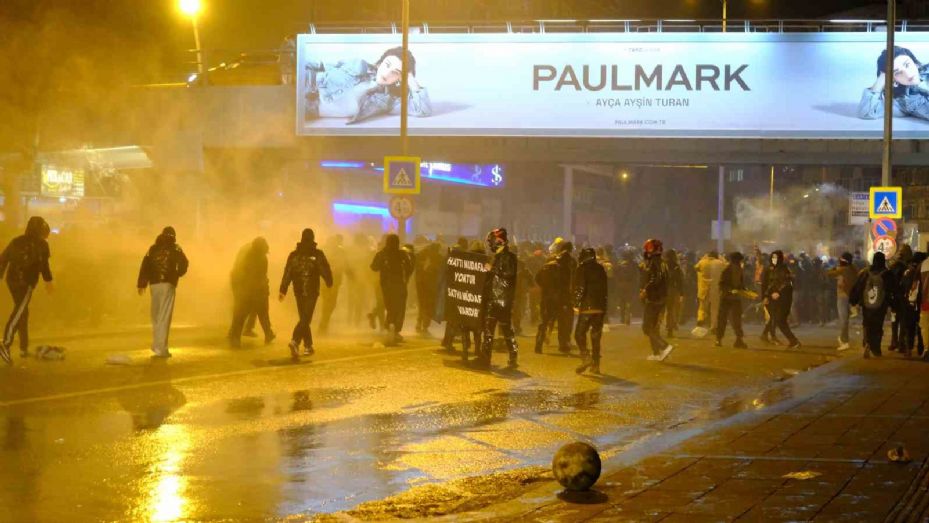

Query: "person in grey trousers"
<box><xmin>137</xmin><ymin>227</ymin><xmax>189</xmax><ymax>358</ymax></box>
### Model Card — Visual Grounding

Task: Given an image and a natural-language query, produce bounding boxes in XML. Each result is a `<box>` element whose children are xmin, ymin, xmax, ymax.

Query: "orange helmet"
<box><xmin>643</xmin><ymin>238</ymin><xmax>663</xmax><ymax>258</ymax></box>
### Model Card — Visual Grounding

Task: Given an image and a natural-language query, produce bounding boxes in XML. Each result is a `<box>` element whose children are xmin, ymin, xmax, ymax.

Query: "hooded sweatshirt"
<box><xmin>138</xmin><ymin>227</ymin><xmax>188</xmax><ymax>288</ymax></box>
<box><xmin>0</xmin><ymin>216</ymin><xmax>53</xmax><ymax>287</ymax></box>
<box><xmin>370</xmin><ymin>234</ymin><xmax>413</xmax><ymax>289</ymax></box>
<box><xmin>280</xmin><ymin>229</ymin><xmax>333</xmax><ymax>298</ymax></box>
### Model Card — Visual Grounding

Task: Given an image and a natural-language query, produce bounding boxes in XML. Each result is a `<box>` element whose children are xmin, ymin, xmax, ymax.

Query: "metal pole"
<box><xmin>881</xmin><ymin>0</ymin><xmax>895</xmax><ymax>186</ymax></box>
<box><xmin>400</xmin><ymin>0</ymin><xmax>410</xmax><ymax>156</ymax></box>
<box><xmin>717</xmin><ymin>165</ymin><xmax>725</xmax><ymax>254</ymax></box>
<box><xmin>722</xmin><ymin>0</ymin><xmax>727</xmax><ymax>33</ymax></box>
<box><xmin>192</xmin><ymin>17</ymin><xmax>204</xmax><ymax>74</ymax></box>
<box><xmin>563</xmin><ymin>166</ymin><xmax>574</xmax><ymax>241</ymax></box>
<box><xmin>769</xmin><ymin>165</ymin><xmax>775</xmax><ymax>213</ymax></box>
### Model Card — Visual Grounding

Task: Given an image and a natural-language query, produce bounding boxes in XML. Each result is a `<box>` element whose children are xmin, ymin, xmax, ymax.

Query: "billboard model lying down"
<box><xmin>295</xmin><ymin>32</ymin><xmax>929</xmax><ymax>139</ymax></box>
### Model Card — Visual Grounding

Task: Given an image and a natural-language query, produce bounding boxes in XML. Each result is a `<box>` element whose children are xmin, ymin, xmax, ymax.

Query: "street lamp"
<box><xmin>721</xmin><ymin>0</ymin><xmax>727</xmax><ymax>33</ymax></box>
<box><xmin>178</xmin><ymin>0</ymin><xmax>204</xmax><ymax>75</ymax></box>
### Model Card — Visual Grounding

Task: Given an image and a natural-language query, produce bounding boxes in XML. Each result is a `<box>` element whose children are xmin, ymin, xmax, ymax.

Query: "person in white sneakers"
<box><xmin>828</xmin><ymin>252</ymin><xmax>858</xmax><ymax>352</ymax></box>
<box><xmin>639</xmin><ymin>239</ymin><xmax>674</xmax><ymax>362</ymax></box>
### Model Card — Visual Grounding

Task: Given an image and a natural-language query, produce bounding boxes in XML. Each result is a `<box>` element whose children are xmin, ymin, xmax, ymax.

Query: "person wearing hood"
<box><xmin>897</xmin><ymin>251</ymin><xmax>926</xmax><ymax>358</ymax></box>
<box><xmin>279</xmin><ymin>229</ymin><xmax>333</xmax><ymax>359</ymax></box>
<box><xmin>137</xmin><ymin>226</ymin><xmax>189</xmax><ymax>359</ymax></box>
<box><xmin>850</xmin><ymin>251</ymin><xmax>896</xmax><ymax>358</ymax></box>
<box><xmin>371</xmin><ymin>233</ymin><xmax>413</xmax><ymax>345</ymax></box>
<box><xmin>663</xmin><ymin>249</ymin><xmax>684</xmax><ymax>339</ymax></box>
<box><xmin>478</xmin><ymin>228</ymin><xmax>519</xmax><ymax>369</ymax></box>
<box><xmin>0</xmin><ymin>216</ymin><xmax>54</xmax><ymax>364</ymax></box>
<box><xmin>640</xmin><ymin>239</ymin><xmax>674</xmax><ymax>362</ymax></box>
<box><xmin>574</xmin><ymin>248</ymin><xmax>608</xmax><ymax>374</ymax></box>
<box><xmin>827</xmin><ymin>252</ymin><xmax>858</xmax><ymax>351</ymax></box>
<box><xmin>228</xmin><ymin>237</ymin><xmax>274</xmax><ymax>348</ymax></box>
<box><xmin>534</xmin><ymin>241</ymin><xmax>575</xmax><ymax>353</ymax></box>
<box><xmin>762</xmin><ymin>250</ymin><xmax>801</xmax><ymax>349</ymax></box>
<box><xmin>613</xmin><ymin>250</ymin><xmax>638</xmax><ymax>326</ymax></box>
<box><xmin>888</xmin><ymin>243</ymin><xmax>913</xmax><ymax>352</ymax></box>
<box><xmin>715</xmin><ymin>252</ymin><xmax>749</xmax><ymax>349</ymax></box>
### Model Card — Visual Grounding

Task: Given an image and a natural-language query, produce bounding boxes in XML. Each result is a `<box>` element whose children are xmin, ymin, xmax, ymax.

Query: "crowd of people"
<box><xmin>0</xmin><ymin>215</ymin><xmax>925</xmax><ymax>368</ymax></box>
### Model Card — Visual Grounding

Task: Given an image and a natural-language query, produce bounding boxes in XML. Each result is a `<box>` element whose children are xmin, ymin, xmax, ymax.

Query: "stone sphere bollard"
<box><xmin>552</xmin><ymin>442</ymin><xmax>602</xmax><ymax>491</ymax></box>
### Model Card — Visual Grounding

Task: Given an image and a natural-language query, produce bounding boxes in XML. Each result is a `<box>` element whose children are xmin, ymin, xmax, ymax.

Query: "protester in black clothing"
<box><xmin>0</xmin><ymin>216</ymin><xmax>53</xmax><ymax>364</ymax></box>
<box><xmin>371</xmin><ymin>234</ymin><xmax>413</xmax><ymax>345</ymax></box>
<box><xmin>640</xmin><ymin>239</ymin><xmax>674</xmax><ymax>362</ymax></box>
<box><xmin>138</xmin><ymin>226</ymin><xmax>189</xmax><ymax>359</ymax></box>
<box><xmin>228</xmin><ymin>237</ymin><xmax>274</xmax><ymax>348</ymax></box>
<box><xmin>441</xmin><ymin>238</ymin><xmax>469</xmax><ymax>352</ymax></box>
<box><xmin>715</xmin><ymin>252</ymin><xmax>749</xmax><ymax>349</ymax></box>
<box><xmin>512</xmin><ymin>246</ymin><xmax>534</xmax><ymax>336</ymax></box>
<box><xmin>574</xmin><ymin>248</ymin><xmax>608</xmax><ymax>374</ymax></box>
<box><xmin>850</xmin><ymin>251</ymin><xmax>896</xmax><ymax>358</ymax></box>
<box><xmin>898</xmin><ymin>252</ymin><xmax>926</xmax><ymax>358</ymax></box>
<box><xmin>230</xmin><ymin>242</ymin><xmax>258</xmax><ymax>337</ymax></box>
<box><xmin>478</xmin><ymin>228</ymin><xmax>519</xmax><ymax>369</ymax></box>
<box><xmin>279</xmin><ymin>229</ymin><xmax>333</xmax><ymax>359</ymax></box>
<box><xmin>888</xmin><ymin>244</ymin><xmax>913</xmax><ymax>352</ymax></box>
<box><xmin>763</xmin><ymin>250</ymin><xmax>801</xmax><ymax>349</ymax></box>
<box><xmin>663</xmin><ymin>249</ymin><xmax>684</xmax><ymax>338</ymax></box>
<box><xmin>614</xmin><ymin>250</ymin><xmax>638</xmax><ymax>325</ymax></box>
<box><xmin>534</xmin><ymin>242</ymin><xmax>575</xmax><ymax>353</ymax></box>
<box><xmin>414</xmin><ymin>242</ymin><xmax>443</xmax><ymax>334</ymax></box>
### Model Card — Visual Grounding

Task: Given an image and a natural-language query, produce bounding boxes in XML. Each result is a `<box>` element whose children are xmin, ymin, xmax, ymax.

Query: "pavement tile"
<box><xmin>815</xmin><ymin>492</ymin><xmax>903</xmax><ymax>521</ymax></box>
<box><xmin>672</xmin><ymin>490</ymin><xmax>759</xmax><ymax>517</ymax></box>
<box><xmin>661</xmin><ymin>512</ymin><xmax>739</xmax><ymax>522</ymax></box>
<box><xmin>711</xmin><ymin>478</ymin><xmax>783</xmax><ymax>497</ymax></box>
<box><xmin>681</xmin><ymin>458</ymin><xmax>752</xmax><ymax>482</ymax></box>
<box><xmin>733</xmin><ymin>459</ymin><xmax>809</xmax><ymax>480</ymax></box>
<box><xmin>619</xmin><ymin>489</ymin><xmax>707</xmax><ymax>512</ymax></box>
<box><xmin>584</xmin><ymin>505</ymin><xmax>669</xmax><ymax>522</ymax></box>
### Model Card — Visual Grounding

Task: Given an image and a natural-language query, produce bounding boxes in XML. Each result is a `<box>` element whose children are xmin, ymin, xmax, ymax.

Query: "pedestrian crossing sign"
<box><xmin>869</xmin><ymin>187</ymin><xmax>902</xmax><ymax>219</ymax></box>
<box><xmin>384</xmin><ymin>156</ymin><xmax>421</xmax><ymax>195</ymax></box>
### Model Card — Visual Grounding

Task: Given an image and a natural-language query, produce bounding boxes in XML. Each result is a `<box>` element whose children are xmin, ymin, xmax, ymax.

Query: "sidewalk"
<box><xmin>484</xmin><ymin>355</ymin><xmax>929</xmax><ymax>522</ymax></box>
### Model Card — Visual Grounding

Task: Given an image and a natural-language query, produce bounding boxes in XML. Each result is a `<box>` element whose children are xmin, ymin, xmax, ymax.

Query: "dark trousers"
<box><xmin>575</xmin><ymin>313</ymin><xmax>604</xmax><ymax>362</ymax></box>
<box><xmin>229</xmin><ymin>293</ymin><xmax>272</xmax><ymax>343</ymax></box>
<box><xmin>319</xmin><ymin>283</ymin><xmax>340</xmax><ymax>333</ymax></box>
<box><xmin>900</xmin><ymin>305</ymin><xmax>919</xmax><ymax>354</ymax></box>
<box><xmin>862</xmin><ymin>306</ymin><xmax>888</xmax><ymax>356</ymax></box>
<box><xmin>769</xmin><ymin>299</ymin><xmax>799</xmax><ymax>345</ymax></box>
<box><xmin>536</xmin><ymin>300</ymin><xmax>571</xmax><ymax>350</ymax></box>
<box><xmin>716</xmin><ymin>298</ymin><xmax>744</xmax><ymax>342</ymax></box>
<box><xmin>292</xmin><ymin>294</ymin><xmax>319</xmax><ymax>348</ymax></box>
<box><xmin>3</xmin><ymin>284</ymin><xmax>32</xmax><ymax>350</ymax></box>
<box><xmin>642</xmin><ymin>302</ymin><xmax>668</xmax><ymax>355</ymax></box>
<box><xmin>617</xmin><ymin>292</ymin><xmax>634</xmax><ymax>325</ymax></box>
<box><xmin>382</xmin><ymin>284</ymin><xmax>407</xmax><ymax>333</ymax></box>
<box><xmin>482</xmin><ymin>315</ymin><xmax>517</xmax><ymax>363</ymax></box>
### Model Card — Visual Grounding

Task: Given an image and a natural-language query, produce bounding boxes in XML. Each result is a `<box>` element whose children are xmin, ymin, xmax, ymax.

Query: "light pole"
<box><xmin>722</xmin><ymin>0</ymin><xmax>727</xmax><ymax>32</ymax></box>
<box><xmin>179</xmin><ymin>0</ymin><xmax>205</xmax><ymax>75</ymax></box>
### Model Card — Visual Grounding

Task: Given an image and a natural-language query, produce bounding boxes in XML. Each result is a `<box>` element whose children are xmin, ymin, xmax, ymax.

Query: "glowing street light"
<box><xmin>178</xmin><ymin>0</ymin><xmax>205</xmax><ymax>76</ymax></box>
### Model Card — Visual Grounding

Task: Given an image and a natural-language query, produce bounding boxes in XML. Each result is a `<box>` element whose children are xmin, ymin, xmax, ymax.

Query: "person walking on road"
<box><xmin>640</xmin><ymin>239</ymin><xmax>674</xmax><ymax>362</ymax></box>
<box><xmin>762</xmin><ymin>250</ymin><xmax>801</xmax><ymax>350</ymax></box>
<box><xmin>279</xmin><ymin>229</ymin><xmax>333</xmax><ymax>359</ymax></box>
<box><xmin>228</xmin><ymin>237</ymin><xmax>274</xmax><ymax>348</ymax></box>
<box><xmin>850</xmin><ymin>251</ymin><xmax>895</xmax><ymax>359</ymax></box>
<box><xmin>137</xmin><ymin>226</ymin><xmax>189</xmax><ymax>359</ymax></box>
<box><xmin>477</xmin><ymin>228</ymin><xmax>519</xmax><ymax>370</ymax></box>
<box><xmin>715</xmin><ymin>251</ymin><xmax>749</xmax><ymax>349</ymax></box>
<box><xmin>574</xmin><ymin>248</ymin><xmax>608</xmax><ymax>374</ymax></box>
<box><xmin>897</xmin><ymin>252</ymin><xmax>925</xmax><ymax>358</ymax></box>
<box><xmin>828</xmin><ymin>252</ymin><xmax>858</xmax><ymax>351</ymax></box>
<box><xmin>0</xmin><ymin>216</ymin><xmax>54</xmax><ymax>364</ymax></box>
<box><xmin>371</xmin><ymin>233</ymin><xmax>413</xmax><ymax>345</ymax></box>
<box><xmin>534</xmin><ymin>241</ymin><xmax>575</xmax><ymax>353</ymax></box>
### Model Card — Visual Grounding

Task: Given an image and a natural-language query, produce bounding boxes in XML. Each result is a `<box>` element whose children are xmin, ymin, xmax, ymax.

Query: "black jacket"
<box><xmin>639</xmin><ymin>256</ymin><xmax>668</xmax><ymax>305</ymax></box>
<box><xmin>574</xmin><ymin>258</ymin><xmax>608</xmax><ymax>313</ymax></box>
<box><xmin>137</xmin><ymin>234</ymin><xmax>189</xmax><ymax>288</ymax></box>
<box><xmin>483</xmin><ymin>246</ymin><xmax>518</xmax><ymax>319</ymax></box>
<box><xmin>536</xmin><ymin>251</ymin><xmax>574</xmax><ymax>304</ymax></box>
<box><xmin>719</xmin><ymin>262</ymin><xmax>745</xmax><ymax>301</ymax></box>
<box><xmin>371</xmin><ymin>246</ymin><xmax>413</xmax><ymax>289</ymax></box>
<box><xmin>0</xmin><ymin>222</ymin><xmax>52</xmax><ymax>288</ymax></box>
<box><xmin>231</xmin><ymin>241</ymin><xmax>270</xmax><ymax>297</ymax></box>
<box><xmin>280</xmin><ymin>241</ymin><xmax>333</xmax><ymax>297</ymax></box>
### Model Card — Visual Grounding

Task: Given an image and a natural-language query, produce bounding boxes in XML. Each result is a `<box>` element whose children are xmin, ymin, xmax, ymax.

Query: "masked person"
<box><xmin>827</xmin><ymin>252</ymin><xmax>858</xmax><ymax>351</ymax></box>
<box><xmin>899</xmin><ymin>252</ymin><xmax>927</xmax><ymax>358</ymax></box>
<box><xmin>371</xmin><ymin>234</ymin><xmax>413</xmax><ymax>345</ymax></box>
<box><xmin>850</xmin><ymin>251</ymin><xmax>896</xmax><ymax>359</ymax></box>
<box><xmin>574</xmin><ymin>248</ymin><xmax>608</xmax><ymax>374</ymax></box>
<box><xmin>228</xmin><ymin>237</ymin><xmax>274</xmax><ymax>348</ymax></box>
<box><xmin>0</xmin><ymin>217</ymin><xmax>53</xmax><ymax>364</ymax></box>
<box><xmin>137</xmin><ymin>226</ymin><xmax>189</xmax><ymax>359</ymax></box>
<box><xmin>640</xmin><ymin>239</ymin><xmax>674</xmax><ymax>362</ymax></box>
<box><xmin>762</xmin><ymin>250</ymin><xmax>801</xmax><ymax>350</ymax></box>
<box><xmin>715</xmin><ymin>252</ymin><xmax>749</xmax><ymax>349</ymax></box>
<box><xmin>478</xmin><ymin>228</ymin><xmax>519</xmax><ymax>369</ymax></box>
<box><xmin>279</xmin><ymin>229</ymin><xmax>333</xmax><ymax>359</ymax></box>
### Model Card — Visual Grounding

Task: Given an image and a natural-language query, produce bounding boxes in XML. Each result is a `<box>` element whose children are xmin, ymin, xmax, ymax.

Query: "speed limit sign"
<box><xmin>389</xmin><ymin>196</ymin><xmax>415</xmax><ymax>220</ymax></box>
<box><xmin>873</xmin><ymin>235</ymin><xmax>897</xmax><ymax>259</ymax></box>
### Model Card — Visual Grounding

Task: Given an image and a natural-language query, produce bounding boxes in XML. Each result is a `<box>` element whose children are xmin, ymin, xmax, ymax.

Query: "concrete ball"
<box><xmin>552</xmin><ymin>441</ymin><xmax>602</xmax><ymax>491</ymax></box>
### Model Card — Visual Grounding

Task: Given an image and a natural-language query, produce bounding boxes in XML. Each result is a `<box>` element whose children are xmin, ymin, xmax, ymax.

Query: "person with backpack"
<box><xmin>0</xmin><ymin>216</ymin><xmax>54</xmax><ymax>364</ymax></box>
<box><xmin>640</xmin><ymin>239</ymin><xmax>674</xmax><ymax>361</ymax></box>
<box><xmin>279</xmin><ymin>228</ymin><xmax>333</xmax><ymax>359</ymax></box>
<box><xmin>850</xmin><ymin>251</ymin><xmax>896</xmax><ymax>359</ymax></box>
<box><xmin>762</xmin><ymin>250</ymin><xmax>801</xmax><ymax>350</ymax></box>
<box><xmin>827</xmin><ymin>252</ymin><xmax>858</xmax><ymax>351</ymax></box>
<box><xmin>228</xmin><ymin>237</ymin><xmax>274</xmax><ymax>348</ymax></box>
<box><xmin>897</xmin><ymin>252</ymin><xmax>926</xmax><ymax>358</ymax></box>
<box><xmin>715</xmin><ymin>251</ymin><xmax>749</xmax><ymax>349</ymax></box>
<box><xmin>370</xmin><ymin>233</ymin><xmax>413</xmax><ymax>345</ymax></box>
<box><xmin>137</xmin><ymin>226</ymin><xmax>189</xmax><ymax>359</ymax></box>
<box><xmin>477</xmin><ymin>228</ymin><xmax>519</xmax><ymax>370</ymax></box>
<box><xmin>574</xmin><ymin>248</ymin><xmax>608</xmax><ymax>374</ymax></box>
<box><xmin>888</xmin><ymin>244</ymin><xmax>914</xmax><ymax>352</ymax></box>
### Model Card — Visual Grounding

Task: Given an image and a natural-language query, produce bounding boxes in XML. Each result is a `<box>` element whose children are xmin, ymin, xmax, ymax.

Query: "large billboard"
<box><xmin>296</xmin><ymin>32</ymin><xmax>929</xmax><ymax>139</ymax></box>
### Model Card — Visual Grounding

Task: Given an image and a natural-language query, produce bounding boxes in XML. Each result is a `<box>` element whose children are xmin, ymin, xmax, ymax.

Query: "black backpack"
<box><xmin>862</xmin><ymin>271</ymin><xmax>886</xmax><ymax>310</ymax></box>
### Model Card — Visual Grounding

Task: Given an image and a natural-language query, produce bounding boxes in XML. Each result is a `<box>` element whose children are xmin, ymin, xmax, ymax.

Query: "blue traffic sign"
<box><xmin>869</xmin><ymin>186</ymin><xmax>902</xmax><ymax>219</ymax></box>
<box><xmin>384</xmin><ymin>156</ymin><xmax>421</xmax><ymax>195</ymax></box>
<box><xmin>872</xmin><ymin>217</ymin><xmax>897</xmax><ymax>238</ymax></box>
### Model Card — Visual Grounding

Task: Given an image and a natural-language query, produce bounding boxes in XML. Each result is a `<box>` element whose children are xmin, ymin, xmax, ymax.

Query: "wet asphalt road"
<box><xmin>0</xmin><ymin>318</ymin><xmax>846</xmax><ymax>521</ymax></box>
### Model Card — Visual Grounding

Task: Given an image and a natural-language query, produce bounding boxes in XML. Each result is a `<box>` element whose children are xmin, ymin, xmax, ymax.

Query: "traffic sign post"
<box><xmin>871</xmin><ymin>217</ymin><xmax>897</xmax><ymax>239</ymax></box>
<box><xmin>873</xmin><ymin>235</ymin><xmax>898</xmax><ymax>259</ymax></box>
<box><xmin>384</xmin><ymin>156</ymin><xmax>421</xmax><ymax>195</ymax></box>
<box><xmin>869</xmin><ymin>186</ymin><xmax>903</xmax><ymax>219</ymax></box>
<box><xmin>389</xmin><ymin>196</ymin><xmax>415</xmax><ymax>221</ymax></box>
